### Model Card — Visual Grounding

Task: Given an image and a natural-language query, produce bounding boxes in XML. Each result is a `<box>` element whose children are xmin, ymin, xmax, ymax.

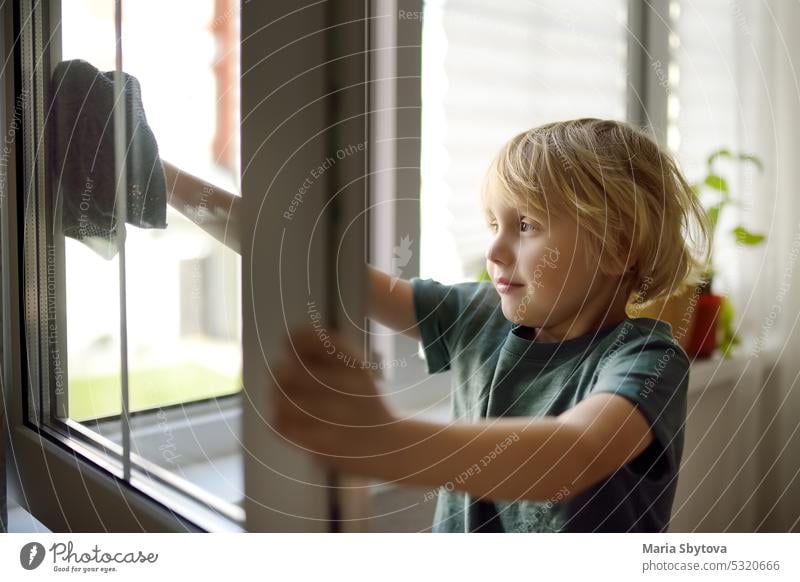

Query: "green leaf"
<box><xmin>707</xmin><ymin>204</ymin><xmax>722</xmax><ymax>234</ymax></box>
<box><xmin>707</xmin><ymin>149</ymin><xmax>764</xmax><ymax>173</ymax></box>
<box><xmin>720</xmin><ymin>335</ymin><xmax>738</xmax><ymax>358</ymax></box>
<box><xmin>707</xmin><ymin>148</ymin><xmax>732</xmax><ymax>168</ymax></box>
<box><xmin>718</xmin><ymin>296</ymin><xmax>739</xmax><ymax>358</ymax></box>
<box><xmin>732</xmin><ymin>225</ymin><xmax>766</xmax><ymax>245</ymax></box>
<box><xmin>705</xmin><ymin>174</ymin><xmax>729</xmax><ymax>193</ymax></box>
<box><xmin>738</xmin><ymin>153</ymin><xmax>764</xmax><ymax>172</ymax></box>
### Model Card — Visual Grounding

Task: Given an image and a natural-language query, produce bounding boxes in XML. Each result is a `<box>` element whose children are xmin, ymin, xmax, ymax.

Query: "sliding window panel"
<box><xmin>6</xmin><ymin>0</ymin><xmax>370</xmax><ymax>533</ymax></box>
<box><xmin>6</xmin><ymin>0</ymin><xmax>242</xmax><ymax>532</ymax></box>
<box><xmin>6</xmin><ymin>0</ymin><xmax>189</xmax><ymax>532</ymax></box>
<box><xmin>241</xmin><ymin>1</ymin><xmax>370</xmax><ymax>531</ymax></box>
<box><xmin>54</xmin><ymin>0</ymin><xmax>244</xmax><ymax>523</ymax></box>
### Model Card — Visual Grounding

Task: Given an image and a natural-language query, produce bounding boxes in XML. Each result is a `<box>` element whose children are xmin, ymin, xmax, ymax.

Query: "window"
<box><xmin>5</xmin><ymin>0</ymin><xmax>372</xmax><ymax>532</ymax></box>
<box><xmin>4</xmin><ymin>0</ymin><xmax>762</xmax><ymax>534</ymax></box>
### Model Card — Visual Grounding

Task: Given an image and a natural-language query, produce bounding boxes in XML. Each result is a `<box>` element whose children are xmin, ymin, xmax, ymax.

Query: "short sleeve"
<box><xmin>409</xmin><ymin>277</ymin><xmax>484</xmax><ymax>374</ymax></box>
<box><xmin>591</xmin><ymin>338</ymin><xmax>690</xmax><ymax>482</ymax></box>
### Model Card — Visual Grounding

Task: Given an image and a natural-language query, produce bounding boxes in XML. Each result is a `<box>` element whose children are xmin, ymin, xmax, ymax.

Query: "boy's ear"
<box><xmin>606</xmin><ymin>260</ymin><xmax>638</xmax><ymax>279</ymax></box>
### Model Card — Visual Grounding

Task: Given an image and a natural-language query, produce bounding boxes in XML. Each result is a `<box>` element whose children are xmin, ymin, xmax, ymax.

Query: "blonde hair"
<box><xmin>482</xmin><ymin>118</ymin><xmax>712</xmax><ymax>306</ymax></box>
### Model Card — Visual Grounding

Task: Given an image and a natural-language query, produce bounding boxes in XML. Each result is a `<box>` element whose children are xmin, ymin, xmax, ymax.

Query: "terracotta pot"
<box><xmin>686</xmin><ymin>292</ymin><xmax>723</xmax><ymax>359</ymax></box>
<box><xmin>626</xmin><ymin>283</ymin><xmax>702</xmax><ymax>352</ymax></box>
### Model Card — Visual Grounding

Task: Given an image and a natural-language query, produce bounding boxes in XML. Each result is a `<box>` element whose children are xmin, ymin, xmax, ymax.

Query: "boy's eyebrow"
<box><xmin>484</xmin><ymin>205</ymin><xmax>542</xmax><ymax>222</ymax></box>
<box><xmin>484</xmin><ymin>191</ymin><xmax>549</xmax><ymax>220</ymax></box>
<box><xmin>520</xmin><ymin>213</ymin><xmax>545</xmax><ymax>223</ymax></box>
<box><xmin>484</xmin><ymin>212</ymin><xmax>535</xmax><ymax>227</ymax></box>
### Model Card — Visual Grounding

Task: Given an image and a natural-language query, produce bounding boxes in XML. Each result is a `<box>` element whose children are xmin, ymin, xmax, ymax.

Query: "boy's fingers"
<box><xmin>284</xmin><ymin>327</ymin><xmax>330</xmax><ymax>363</ymax></box>
<box><xmin>273</xmin><ymin>362</ymin><xmax>311</xmax><ymax>394</ymax></box>
<box><xmin>272</xmin><ymin>356</ymin><xmax>336</xmax><ymax>395</ymax></box>
<box><xmin>285</xmin><ymin>326</ymin><xmax>361</xmax><ymax>367</ymax></box>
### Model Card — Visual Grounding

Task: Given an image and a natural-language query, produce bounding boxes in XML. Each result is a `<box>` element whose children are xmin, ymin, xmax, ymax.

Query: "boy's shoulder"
<box><xmin>610</xmin><ymin>316</ymin><xmax>687</xmax><ymax>353</ymax></box>
<box><xmin>592</xmin><ymin>316</ymin><xmax>691</xmax><ymax>378</ymax></box>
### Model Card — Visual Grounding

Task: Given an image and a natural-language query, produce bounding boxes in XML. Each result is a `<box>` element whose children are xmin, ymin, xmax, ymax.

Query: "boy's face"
<box><xmin>483</xmin><ymin>176</ymin><xmax>622</xmax><ymax>338</ymax></box>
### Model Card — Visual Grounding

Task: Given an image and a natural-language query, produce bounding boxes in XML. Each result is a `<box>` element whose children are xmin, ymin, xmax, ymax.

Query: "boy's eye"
<box><xmin>487</xmin><ymin>221</ymin><xmax>538</xmax><ymax>233</ymax></box>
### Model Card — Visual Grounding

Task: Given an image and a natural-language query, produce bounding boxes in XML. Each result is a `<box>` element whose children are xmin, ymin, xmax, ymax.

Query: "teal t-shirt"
<box><xmin>410</xmin><ymin>277</ymin><xmax>690</xmax><ymax>533</ymax></box>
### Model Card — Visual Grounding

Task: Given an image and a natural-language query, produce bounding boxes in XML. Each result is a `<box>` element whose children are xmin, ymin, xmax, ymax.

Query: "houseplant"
<box><xmin>687</xmin><ymin>149</ymin><xmax>765</xmax><ymax>358</ymax></box>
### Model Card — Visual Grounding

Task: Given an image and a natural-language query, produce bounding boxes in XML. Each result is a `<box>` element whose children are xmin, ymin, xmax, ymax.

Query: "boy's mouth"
<box><xmin>495</xmin><ymin>277</ymin><xmax>524</xmax><ymax>294</ymax></box>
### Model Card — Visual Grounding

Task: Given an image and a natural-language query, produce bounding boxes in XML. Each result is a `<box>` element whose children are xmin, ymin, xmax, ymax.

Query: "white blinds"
<box><xmin>420</xmin><ymin>0</ymin><xmax>628</xmax><ymax>283</ymax></box>
<box><xmin>673</xmin><ymin>0</ymin><xmax>739</xmax><ymax>179</ymax></box>
<box><xmin>672</xmin><ymin>0</ymin><xmax>765</xmax><ymax>341</ymax></box>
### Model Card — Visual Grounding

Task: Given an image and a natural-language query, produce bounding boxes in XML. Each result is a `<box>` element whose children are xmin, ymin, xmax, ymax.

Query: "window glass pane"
<box><xmin>56</xmin><ymin>0</ymin><xmax>243</xmax><ymax>511</ymax></box>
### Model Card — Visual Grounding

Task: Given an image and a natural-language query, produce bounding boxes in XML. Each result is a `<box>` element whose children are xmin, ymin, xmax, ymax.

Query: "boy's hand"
<box><xmin>270</xmin><ymin>327</ymin><xmax>400</xmax><ymax>471</ymax></box>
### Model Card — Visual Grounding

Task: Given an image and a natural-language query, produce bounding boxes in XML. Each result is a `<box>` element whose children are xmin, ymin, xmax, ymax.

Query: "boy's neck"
<box><xmin>524</xmin><ymin>314</ymin><xmax>629</xmax><ymax>344</ymax></box>
<box><xmin>517</xmin><ymin>326</ymin><xmax>538</xmax><ymax>341</ymax></box>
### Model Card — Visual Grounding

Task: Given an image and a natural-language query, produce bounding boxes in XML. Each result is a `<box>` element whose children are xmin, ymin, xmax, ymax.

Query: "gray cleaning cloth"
<box><xmin>48</xmin><ymin>59</ymin><xmax>167</xmax><ymax>259</ymax></box>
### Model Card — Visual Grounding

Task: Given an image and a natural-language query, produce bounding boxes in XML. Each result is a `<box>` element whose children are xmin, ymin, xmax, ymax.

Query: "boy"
<box><xmin>272</xmin><ymin>118</ymin><xmax>711</xmax><ymax>532</ymax></box>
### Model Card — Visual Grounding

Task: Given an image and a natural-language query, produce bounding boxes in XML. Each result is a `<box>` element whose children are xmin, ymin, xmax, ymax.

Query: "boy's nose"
<box><xmin>486</xmin><ymin>235</ymin><xmax>513</xmax><ymax>266</ymax></box>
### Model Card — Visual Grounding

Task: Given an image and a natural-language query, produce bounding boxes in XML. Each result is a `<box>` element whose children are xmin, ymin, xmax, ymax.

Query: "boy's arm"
<box><xmin>162</xmin><ymin>160</ymin><xmax>241</xmax><ymax>254</ymax></box>
<box><xmin>161</xmin><ymin>165</ymin><xmax>421</xmax><ymax>340</ymax></box>
<box><xmin>367</xmin><ymin>265</ymin><xmax>420</xmax><ymax>340</ymax></box>
<box><xmin>273</xmin><ymin>327</ymin><xmax>654</xmax><ymax>503</ymax></box>
<box><xmin>339</xmin><ymin>393</ymin><xmax>653</xmax><ymax>503</ymax></box>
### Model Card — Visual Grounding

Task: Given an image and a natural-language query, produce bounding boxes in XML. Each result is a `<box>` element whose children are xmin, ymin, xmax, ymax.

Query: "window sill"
<box><xmin>41</xmin><ymin>398</ymin><xmax>245</xmax><ymax>529</ymax></box>
<box><xmin>687</xmin><ymin>336</ymin><xmax>774</xmax><ymax>395</ymax></box>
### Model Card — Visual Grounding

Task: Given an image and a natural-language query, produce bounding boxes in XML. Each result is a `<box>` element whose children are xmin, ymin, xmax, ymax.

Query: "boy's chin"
<box><xmin>500</xmin><ymin>301</ymin><xmax>537</xmax><ymax>326</ymax></box>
